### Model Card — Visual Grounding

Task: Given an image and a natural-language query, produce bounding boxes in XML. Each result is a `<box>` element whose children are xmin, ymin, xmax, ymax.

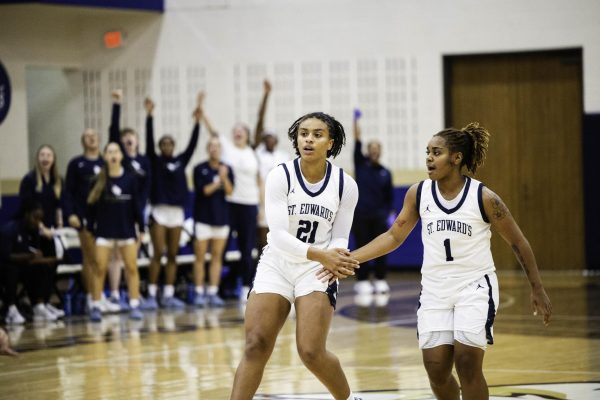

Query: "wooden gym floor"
<box><xmin>1</xmin><ymin>270</ymin><xmax>599</xmax><ymax>399</ymax></box>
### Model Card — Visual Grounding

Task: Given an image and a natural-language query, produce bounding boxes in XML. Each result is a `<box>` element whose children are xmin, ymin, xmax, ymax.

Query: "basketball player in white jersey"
<box><xmin>327</xmin><ymin>122</ymin><xmax>552</xmax><ymax>400</ymax></box>
<box><xmin>230</xmin><ymin>112</ymin><xmax>362</xmax><ymax>400</ymax></box>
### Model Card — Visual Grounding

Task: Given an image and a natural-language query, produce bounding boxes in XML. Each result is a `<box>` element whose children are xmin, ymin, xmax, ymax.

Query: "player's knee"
<box><xmin>296</xmin><ymin>344</ymin><xmax>324</xmax><ymax>367</ymax></box>
<box><xmin>244</xmin><ymin>332</ymin><xmax>272</xmax><ymax>361</ymax></box>
<box><xmin>454</xmin><ymin>335</ymin><xmax>484</xmax><ymax>382</ymax></box>
<box><xmin>423</xmin><ymin>360</ymin><xmax>452</xmax><ymax>387</ymax></box>
<box><xmin>454</xmin><ymin>354</ymin><xmax>481</xmax><ymax>382</ymax></box>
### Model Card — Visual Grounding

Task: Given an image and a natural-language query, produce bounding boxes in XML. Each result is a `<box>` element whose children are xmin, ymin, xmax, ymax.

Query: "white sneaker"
<box><xmin>5</xmin><ymin>306</ymin><xmax>26</xmax><ymax>325</ymax></box>
<box><xmin>354</xmin><ymin>280</ymin><xmax>374</xmax><ymax>295</ymax></box>
<box><xmin>45</xmin><ymin>303</ymin><xmax>65</xmax><ymax>319</ymax></box>
<box><xmin>373</xmin><ymin>280</ymin><xmax>390</xmax><ymax>294</ymax></box>
<box><xmin>374</xmin><ymin>293</ymin><xmax>390</xmax><ymax>307</ymax></box>
<box><xmin>102</xmin><ymin>297</ymin><xmax>121</xmax><ymax>313</ymax></box>
<box><xmin>354</xmin><ymin>293</ymin><xmax>373</xmax><ymax>307</ymax></box>
<box><xmin>33</xmin><ymin>304</ymin><xmax>58</xmax><ymax>322</ymax></box>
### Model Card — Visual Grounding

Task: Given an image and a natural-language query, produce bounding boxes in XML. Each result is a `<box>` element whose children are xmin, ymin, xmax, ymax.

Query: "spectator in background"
<box><xmin>64</xmin><ymin>129</ymin><xmax>120</xmax><ymax>313</ymax></box>
<box><xmin>18</xmin><ymin>145</ymin><xmax>65</xmax><ymax>321</ymax></box>
<box><xmin>1</xmin><ymin>202</ymin><xmax>57</xmax><ymax>325</ymax></box>
<box><xmin>254</xmin><ymin>80</ymin><xmax>290</xmax><ymax>254</ymax></box>
<box><xmin>201</xmin><ymin>94</ymin><xmax>261</xmax><ymax>303</ymax></box>
<box><xmin>145</xmin><ymin>96</ymin><xmax>202</xmax><ymax>309</ymax></box>
<box><xmin>107</xmin><ymin>90</ymin><xmax>151</xmax><ymax>310</ymax></box>
<box><xmin>86</xmin><ymin>142</ymin><xmax>144</xmax><ymax>322</ymax></box>
<box><xmin>192</xmin><ymin>136</ymin><xmax>234</xmax><ymax>307</ymax></box>
<box><xmin>351</xmin><ymin>109</ymin><xmax>394</xmax><ymax>296</ymax></box>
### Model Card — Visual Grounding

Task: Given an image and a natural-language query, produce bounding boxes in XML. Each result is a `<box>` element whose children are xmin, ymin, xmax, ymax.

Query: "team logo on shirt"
<box><xmin>93</xmin><ymin>165</ymin><xmax>101</xmax><ymax>175</ymax></box>
<box><xmin>167</xmin><ymin>161</ymin><xmax>181</xmax><ymax>171</ymax></box>
<box><xmin>131</xmin><ymin>160</ymin><xmax>141</xmax><ymax>171</ymax></box>
<box><xmin>111</xmin><ymin>184</ymin><xmax>122</xmax><ymax>196</ymax></box>
<box><xmin>426</xmin><ymin>219</ymin><xmax>472</xmax><ymax>236</ymax></box>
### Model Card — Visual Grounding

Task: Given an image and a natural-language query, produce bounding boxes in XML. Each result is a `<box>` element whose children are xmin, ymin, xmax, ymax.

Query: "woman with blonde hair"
<box><xmin>18</xmin><ymin>144</ymin><xmax>64</xmax><ymax>322</ymax></box>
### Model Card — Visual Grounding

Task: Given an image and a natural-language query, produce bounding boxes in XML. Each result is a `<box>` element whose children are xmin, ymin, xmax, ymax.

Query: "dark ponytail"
<box><xmin>435</xmin><ymin>122</ymin><xmax>490</xmax><ymax>174</ymax></box>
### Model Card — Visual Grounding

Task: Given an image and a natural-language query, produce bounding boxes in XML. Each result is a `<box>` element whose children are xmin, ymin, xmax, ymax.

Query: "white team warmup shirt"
<box><xmin>221</xmin><ymin>138</ymin><xmax>260</xmax><ymax>205</ymax></box>
<box><xmin>417</xmin><ymin>176</ymin><xmax>495</xmax><ymax>297</ymax></box>
<box><xmin>256</xmin><ymin>144</ymin><xmax>290</xmax><ymax>182</ymax></box>
<box><xmin>263</xmin><ymin>158</ymin><xmax>358</xmax><ymax>265</ymax></box>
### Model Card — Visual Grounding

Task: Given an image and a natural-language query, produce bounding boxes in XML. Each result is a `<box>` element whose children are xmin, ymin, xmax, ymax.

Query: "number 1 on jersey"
<box><xmin>297</xmin><ymin>220</ymin><xmax>319</xmax><ymax>244</ymax></box>
<box><xmin>443</xmin><ymin>238</ymin><xmax>454</xmax><ymax>262</ymax></box>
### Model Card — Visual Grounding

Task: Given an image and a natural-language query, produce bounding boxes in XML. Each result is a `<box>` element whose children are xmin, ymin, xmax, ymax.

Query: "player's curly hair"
<box><xmin>287</xmin><ymin>112</ymin><xmax>346</xmax><ymax>159</ymax></box>
<box><xmin>435</xmin><ymin>122</ymin><xmax>490</xmax><ymax>174</ymax></box>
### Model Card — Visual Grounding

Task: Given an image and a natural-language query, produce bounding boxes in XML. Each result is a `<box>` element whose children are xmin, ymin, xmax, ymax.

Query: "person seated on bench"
<box><xmin>1</xmin><ymin>202</ymin><xmax>58</xmax><ymax>324</ymax></box>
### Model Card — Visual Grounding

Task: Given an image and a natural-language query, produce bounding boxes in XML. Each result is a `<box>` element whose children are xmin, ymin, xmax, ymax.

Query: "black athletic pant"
<box><xmin>228</xmin><ymin>202</ymin><xmax>258</xmax><ymax>287</ymax></box>
<box><xmin>1</xmin><ymin>262</ymin><xmax>50</xmax><ymax>306</ymax></box>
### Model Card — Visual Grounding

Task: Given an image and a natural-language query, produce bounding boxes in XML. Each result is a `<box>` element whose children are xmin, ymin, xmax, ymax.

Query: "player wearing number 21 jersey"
<box><xmin>254</xmin><ymin>157</ymin><xmax>358</xmax><ymax>302</ymax></box>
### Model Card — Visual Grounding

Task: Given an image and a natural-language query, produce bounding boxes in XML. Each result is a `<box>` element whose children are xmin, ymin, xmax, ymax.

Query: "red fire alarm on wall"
<box><xmin>104</xmin><ymin>31</ymin><xmax>124</xmax><ymax>49</ymax></box>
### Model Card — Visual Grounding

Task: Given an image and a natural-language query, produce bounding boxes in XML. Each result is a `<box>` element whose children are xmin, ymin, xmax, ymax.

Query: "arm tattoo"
<box><xmin>491</xmin><ymin>195</ymin><xmax>509</xmax><ymax>220</ymax></box>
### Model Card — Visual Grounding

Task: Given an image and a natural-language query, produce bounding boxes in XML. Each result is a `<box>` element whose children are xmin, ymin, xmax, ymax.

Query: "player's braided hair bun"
<box><xmin>435</xmin><ymin>122</ymin><xmax>490</xmax><ymax>174</ymax></box>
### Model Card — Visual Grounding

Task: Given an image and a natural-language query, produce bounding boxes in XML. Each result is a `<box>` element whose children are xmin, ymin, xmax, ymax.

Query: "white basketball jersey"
<box><xmin>266</xmin><ymin>158</ymin><xmax>348</xmax><ymax>263</ymax></box>
<box><xmin>418</xmin><ymin>177</ymin><xmax>495</xmax><ymax>297</ymax></box>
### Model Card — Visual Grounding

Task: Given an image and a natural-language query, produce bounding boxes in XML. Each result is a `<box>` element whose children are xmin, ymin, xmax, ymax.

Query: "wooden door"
<box><xmin>445</xmin><ymin>50</ymin><xmax>584</xmax><ymax>270</ymax></box>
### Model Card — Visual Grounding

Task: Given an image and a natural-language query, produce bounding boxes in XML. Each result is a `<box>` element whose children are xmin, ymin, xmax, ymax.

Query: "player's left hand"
<box><xmin>531</xmin><ymin>286</ymin><xmax>552</xmax><ymax>326</ymax></box>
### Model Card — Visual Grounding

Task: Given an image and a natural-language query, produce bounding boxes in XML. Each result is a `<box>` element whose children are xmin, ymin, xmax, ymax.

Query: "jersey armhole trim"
<box><xmin>478</xmin><ymin>183</ymin><xmax>490</xmax><ymax>223</ymax></box>
<box><xmin>280</xmin><ymin>163</ymin><xmax>291</xmax><ymax>195</ymax></box>
<box><xmin>338</xmin><ymin>168</ymin><xmax>344</xmax><ymax>201</ymax></box>
<box><xmin>416</xmin><ymin>181</ymin><xmax>424</xmax><ymax>215</ymax></box>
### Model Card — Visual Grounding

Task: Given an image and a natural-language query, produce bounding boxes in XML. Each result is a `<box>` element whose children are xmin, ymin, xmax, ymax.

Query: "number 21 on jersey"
<box><xmin>296</xmin><ymin>220</ymin><xmax>319</xmax><ymax>244</ymax></box>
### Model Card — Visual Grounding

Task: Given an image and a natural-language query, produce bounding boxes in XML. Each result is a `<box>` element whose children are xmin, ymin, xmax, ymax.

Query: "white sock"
<box><xmin>163</xmin><ymin>285</ymin><xmax>175</xmax><ymax>298</ymax></box>
<box><xmin>92</xmin><ymin>300</ymin><xmax>103</xmax><ymax>309</ymax></box>
<box><xmin>148</xmin><ymin>284</ymin><xmax>158</xmax><ymax>297</ymax></box>
<box><xmin>111</xmin><ymin>290</ymin><xmax>120</xmax><ymax>300</ymax></box>
<box><xmin>35</xmin><ymin>303</ymin><xmax>46</xmax><ymax>311</ymax></box>
<box><xmin>87</xmin><ymin>293</ymin><xmax>93</xmax><ymax>304</ymax></box>
<box><xmin>129</xmin><ymin>298</ymin><xmax>140</xmax><ymax>308</ymax></box>
<box><xmin>195</xmin><ymin>286</ymin><xmax>205</xmax><ymax>295</ymax></box>
<box><xmin>207</xmin><ymin>286</ymin><xmax>218</xmax><ymax>296</ymax></box>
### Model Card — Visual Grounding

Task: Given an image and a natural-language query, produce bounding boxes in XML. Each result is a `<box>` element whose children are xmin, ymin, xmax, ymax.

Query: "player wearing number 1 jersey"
<box><xmin>345</xmin><ymin>122</ymin><xmax>552</xmax><ymax>400</ymax></box>
<box><xmin>230</xmin><ymin>112</ymin><xmax>362</xmax><ymax>400</ymax></box>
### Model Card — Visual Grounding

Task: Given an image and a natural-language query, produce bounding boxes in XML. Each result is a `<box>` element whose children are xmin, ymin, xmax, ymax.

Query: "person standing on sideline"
<box><xmin>63</xmin><ymin>129</ymin><xmax>119</xmax><ymax>313</ymax></box>
<box><xmin>192</xmin><ymin>136</ymin><xmax>234</xmax><ymax>307</ymax></box>
<box><xmin>230</xmin><ymin>112</ymin><xmax>362</xmax><ymax>400</ymax></box>
<box><xmin>332</xmin><ymin>122</ymin><xmax>552</xmax><ymax>400</ymax></box>
<box><xmin>18</xmin><ymin>144</ymin><xmax>65</xmax><ymax>321</ymax></box>
<box><xmin>350</xmin><ymin>108</ymin><xmax>394</xmax><ymax>296</ymax></box>
<box><xmin>200</xmin><ymin>96</ymin><xmax>261</xmax><ymax>303</ymax></box>
<box><xmin>107</xmin><ymin>90</ymin><xmax>151</xmax><ymax>310</ymax></box>
<box><xmin>145</xmin><ymin>96</ymin><xmax>202</xmax><ymax>309</ymax></box>
<box><xmin>254</xmin><ymin>80</ymin><xmax>290</xmax><ymax>253</ymax></box>
<box><xmin>86</xmin><ymin>142</ymin><xmax>145</xmax><ymax>322</ymax></box>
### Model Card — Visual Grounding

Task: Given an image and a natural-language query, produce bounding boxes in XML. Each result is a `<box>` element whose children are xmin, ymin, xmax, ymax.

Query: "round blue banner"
<box><xmin>0</xmin><ymin>61</ymin><xmax>11</xmax><ymax>125</ymax></box>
